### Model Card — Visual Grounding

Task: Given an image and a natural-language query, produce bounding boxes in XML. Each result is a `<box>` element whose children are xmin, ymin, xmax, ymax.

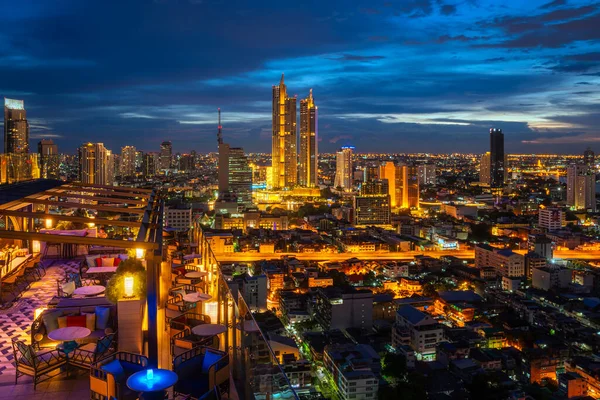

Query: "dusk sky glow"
<box><xmin>1</xmin><ymin>0</ymin><xmax>600</xmax><ymax>154</ymax></box>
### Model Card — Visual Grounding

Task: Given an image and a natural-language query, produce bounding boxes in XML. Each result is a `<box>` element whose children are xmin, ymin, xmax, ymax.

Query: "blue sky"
<box><xmin>1</xmin><ymin>0</ymin><xmax>599</xmax><ymax>154</ymax></box>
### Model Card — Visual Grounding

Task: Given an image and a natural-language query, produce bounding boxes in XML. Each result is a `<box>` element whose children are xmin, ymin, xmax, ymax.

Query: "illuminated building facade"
<box><xmin>228</xmin><ymin>147</ymin><xmax>252</xmax><ymax>205</ymax></box>
<box><xmin>272</xmin><ymin>74</ymin><xmax>297</xmax><ymax>189</ymax></box>
<box><xmin>38</xmin><ymin>139</ymin><xmax>59</xmax><ymax>179</ymax></box>
<box><xmin>417</xmin><ymin>164</ymin><xmax>436</xmax><ymax>185</ymax></box>
<box><xmin>159</xmin><ymin>141</ymin><xmax>172</xmax><ymax>171</ymax></box>
<box><xmin>567</xmin><ymin>164</ymin><xmax>596</xmax><ymax>212</ymax></box>
<box><xmin>334</xmin><ymin>146</ymin><xmax>354</xmax><ymax>190</ymax></box>
<box><xmin>489</xmin><ymin>128</ymin><xmax>505</xmax><ymax>188</ymax></box>
<box><xmin>354</xmin><ymin>194</ymin><xmax>391</xmax><ymax>225</ymax></box>
<box><xmin>120</xmin><ymin>145</ymin><xmax>137</xmax><ymax>177</ymax></box>
<box><xmin>142</xmin><ymin>152</ymin><xmax>159</xmax><ymax>176</ymax></box>
<box><xmin>299</xmin><ymin>89</ymin><xmax>318</xmax><ymax>187</ymax></box>
<box><xmin>584</xmin><ymin>147</ymin><xmax>595</xmax><ymax>167</ymax></box>
<box><xmin>379</xmin><ymin>162</ymin><xmax>419</xmax><ymax>209</ymax></box>
<box><xmin>78</xmin><ymin>142</ymin><xmax>112</xmax><ymax>185</ymax></box>
<box><xmin>3</xmin><ymin>98</ymin><xmax>29</xmax><ymax>154</ymax></box>
<box><xmin>480</xmin><ymin>152</ymin><xmax>491</xmax><ymax>185</ymax></box>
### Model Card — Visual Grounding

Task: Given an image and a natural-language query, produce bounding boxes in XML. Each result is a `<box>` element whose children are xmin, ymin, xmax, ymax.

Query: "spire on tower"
<box><xmin>280</xmin><ymin>73</ymin><xmax>285</xmax><ymax>85</ymax></box>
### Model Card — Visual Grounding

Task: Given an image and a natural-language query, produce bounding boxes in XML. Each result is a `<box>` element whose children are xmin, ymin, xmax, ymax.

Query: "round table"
<box><xmin>127</xmin><ymin>369</ymin><xmax>178</xmax><ymax>400</ymax></box>
<box><xmin>185</xmin><ymin>271</ymin><xmax>207</xmax><ymax>278</ymax></box>
<box><xmin>192</xmin><ymin>324</ymin><xmax>227</xmax><ymax>337</ymax></box>
<box><xmin>73</xmin><ymin>285</ymin><xmax>105</xmax><ymax>297</ymax></box>
<box><xmin>48</xmin><ymin>327</ymin><xmax>91</xmax><ymax>358</ymax></box>
<box><xmin>182</xmin><ymin>292</ymin><xmax>212</xmax><ymax>303</ymax></box>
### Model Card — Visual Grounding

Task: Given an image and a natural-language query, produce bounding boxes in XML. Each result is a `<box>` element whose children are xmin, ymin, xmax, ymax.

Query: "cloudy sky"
<box><xmin>1</xmin><ymin>0</ymin><xmax>599</xmax><ymax>154</ymax></box>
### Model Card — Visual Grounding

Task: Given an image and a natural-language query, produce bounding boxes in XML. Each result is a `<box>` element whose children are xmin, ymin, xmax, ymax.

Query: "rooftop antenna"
<box><xmin>217</xmin><ymin>108</ymin><xmax>223</xmax><ymax>145</ymax></box>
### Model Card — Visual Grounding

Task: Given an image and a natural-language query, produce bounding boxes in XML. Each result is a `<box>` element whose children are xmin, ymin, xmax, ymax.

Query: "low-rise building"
<box><xmin>475</xmin><ymin>244</ymin><xmax>525</xmax><ymax>278</ymax></box>
<box><xmin>323</xmin><ymin>343</ymin><xmax>380</xmax><ymax>400</ymax></box>
<box><xmin>392</xmin><ymin>305</ymin><xmax>444</xmax><ymax>360</ymax></box>
<box><xmin>314</xmin><ymin>287</ymin><xmax>374</xmax><ymax>331</ymax></box>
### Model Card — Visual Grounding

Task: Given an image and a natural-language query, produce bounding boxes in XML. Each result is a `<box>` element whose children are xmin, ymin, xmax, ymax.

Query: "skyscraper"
<box><xmin>417</xmin><ymin>164</ymin><xmax>436</xmax><ymax>186</ymax></box>
<box><xmin>584</xmin><ymin>147</ymin><xmax>595</xmax><ymax>167</ymax></box>
<box><xmin>480</xmin><ymin>152</ymin><xmax>491</xmax><ymax>186</ymax></box>
<box><xmin>38</xmin><ymin>139</ymin><xmax>59</xmax><ymax>179</ymax></box>
<box><xmin>567</xmin><ymin>164</ymin><xmax>596</xmax><ymax>212</ymax></box>
<box><xmin>379</xmin><ymin>162</ymin><xmax>398</xmax><ymax>208</ymax></box>
<box><xmin>160</xmin><ymin>141</ymin><xmax>172</xmax><ymax>171</ymax></box>
<box><xmin>405</xmin><ymin>165</ymin><xmax>420</xmax><ymax>209</ymax></box>
<box><xmin>3</xmin><ymin>98</ymin><xmax>29</xmax><ymax>154</ymax></box>
<box><xmin>142</xmin><ymin>152</ymin><xmax>159</xmax><ymax>177</ymax></box>
<box><xmin>489</xmin><ymin>128</ymin><xmax>505</xmax><ymax>188</ymax></box>
<box><xmin>272</xmin><ymin>74</ymin><xmax>297</xmax><ymax>189</ymax></box>
<box><xmin>79</xmin><ymin>143</ymin><xmax>112</xmax><ymax>185</ymax></box>
<box><xmin>299</xmin><ymin>89</ymin><xmax>318</xmax><ymax>188</ymax></box>
<box><xmin>120</xmin><ymin>145</ymin><xmax>137</xmax><ymax>177</ymax></box>
<box><xmin>334</xmin><ymin>146</ymin><xmax>354</xmax><ymax>191</ymax></box>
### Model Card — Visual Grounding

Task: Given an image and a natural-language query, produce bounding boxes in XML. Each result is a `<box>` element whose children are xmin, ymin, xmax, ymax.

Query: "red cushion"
<box><xmin>66</xmin><ymin>315</ymin><xmax>87</xmax><ymax>328</ymax></box>
<box><xmin>113</xmin><ymin>257</ymin><xmax>122</xmax><ymax>267</ymax></box>
<box><xmin>95</xmin><ymin>258</ymin><xmax>103</xmax><ymax>267</ymax></box>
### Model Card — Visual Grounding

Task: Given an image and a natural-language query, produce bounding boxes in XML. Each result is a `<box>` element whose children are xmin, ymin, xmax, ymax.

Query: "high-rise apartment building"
<box><xmin>120</xmin><ymin>145</ymin><xmax>137</xmax><ymax>177</ymax></box>
<box><xmin>567</xmin><ymin>164</ymin><xmax>596</xmax><ymax>212</ymax></box>
<box><xmin>3</xmin><ymin>98</ymin><xmax>29</xmax><ymax>154</ymax></box>
<box><xmin>271</xmin><ymin>74</ymin><xmax>297</xmax><ymax>189</ymax></box>
<box><xmin>159</xmin><ymin>141</ymin><xmax>172</xmax><ymax>171</ymax></box>
<box><xmin>142</xmin><ymin>152</ymin><xmax>159</xmax><ymax>177</ymax></box>
<box><xmin>405</xmin><ymin>165</ymin><xmax>420</xmax><ymax>209</ymax></box>
<box><xmin>299</xmin><ymin>89</ymin><xmax>318</xmax><ymax>188</ymax></box>
<box><xmin>78</xmin><ymin>143</ymin><xmax>112</xmax><ymax>185</ymax></box>
<box><xmin>38</xmin><ymin>139</ymin><xmax>59</xmax><ymax>179</ymax></box>
<box><xmin>334</xmin><ymin>146</ymin><xmax>354</xmax><ymax>191</ymax></box>
<box><xmin>489</xmin><ymin>128</ymin><xmax>505</xmax><ymax>188</ymax></box>
<box><xmin>363</xmin><ymin>165</ymin><xmax>379</xmax><ymax>182</ymax></box>
<box><xmin>361</xmin><ymin>179</ymin><xmax>389</xmax><ymax>196</ymax></box>
<box><xmin>584</xmin><ymin>147</ymin><xmax>595</xmax><ymax>167</ymax></box>
<box><xmin>538</xmin><ymin>208</ymin><xmax>565</xmax><ymax>231</ymax></box>
<box><xmin>354</xmin><ymin>194</ymin><xmax>391</xmax><ymax>226</ymax></box>
<box><xmin>417</xmin><ymin>164</ymin><xmax>436</xmax><ymax>186</ymax></box>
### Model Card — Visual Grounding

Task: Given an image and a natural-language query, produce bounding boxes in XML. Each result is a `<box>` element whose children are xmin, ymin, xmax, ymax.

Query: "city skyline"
<box><xmin>0</xmin><ymin>0</ymin><xmax>599</xmax><ymax>154</ymax></box>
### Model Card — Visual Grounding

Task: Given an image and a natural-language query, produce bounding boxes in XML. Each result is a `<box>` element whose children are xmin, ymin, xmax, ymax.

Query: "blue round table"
<box><xmin>127</xmin><ymin>368</ymin><xmax>178</xmax><ymax>400</ymax></box>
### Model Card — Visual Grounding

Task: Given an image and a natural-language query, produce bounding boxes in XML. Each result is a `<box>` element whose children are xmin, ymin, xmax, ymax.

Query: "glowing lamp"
<box><xmin>135</xmin><ymin>248</ymin><xmax>145</xmax><ymax>259</ymax></box>
<box><xmin>146</xmin><ymin>368</ymin><xmax>154</xmax><ymax>381</ymax></box>
<box><xmin>124</xmin><ymin>276</ymin><xmax>134</xmax><ymax>298</ymax></box>
<box><xmin>32</xmin><ymin>240</ymin><xmax>41</xmax><ymax>253</ymax></box>
<box><xmin>204</xmin><ymin>300</ymin><xmax>218</xmax><ymax>322</ymax></box>
<box><xmin>34</xmin><ymin>307</ymin><xmax>47</xmax><ymax>320</ymax></box>
<box><xmin>45</xmin><ymin>218</ymin><xmax>53</xmax><ymax>229</ymax></box>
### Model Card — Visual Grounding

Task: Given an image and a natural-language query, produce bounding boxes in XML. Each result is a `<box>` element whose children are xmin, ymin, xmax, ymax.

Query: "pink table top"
<box><xmin>192</xmin><ymin>324</ymin><xmax>227</xmax><ymax>336</ymax></box>
<box><xmin>87</xmin><ymin>267</ymin><xmax>118</xmax><ymax>274</ymax></box>
<box><xmin>182</xmin><ymin>292</ymin><xmax>212</xmax><ymax>302</ymax></box>
<box><xmin>48</xmin><ymin>327</ymin><xmax>91</xmax><ymax>342</ymax></box>
<box><xmin>74</xmin><ymin>285</ymin><xmax>105</xmax><ymax>296</ymax></box>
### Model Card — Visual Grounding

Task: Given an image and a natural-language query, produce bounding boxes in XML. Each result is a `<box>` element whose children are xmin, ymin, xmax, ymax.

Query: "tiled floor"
<box><xmin>0</xmin><ymin>259</ymin><xmax>79</xmax><ymax>383</ymax></box>
<box><xmin>0</xmin><ymin>369</ymin><xmax>90</xmax><ymax>399</ymax></box>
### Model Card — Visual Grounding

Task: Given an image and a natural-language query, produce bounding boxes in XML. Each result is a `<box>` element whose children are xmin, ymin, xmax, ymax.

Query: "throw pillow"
<box><xmin>100</xmin><ymin>359</ymin><xmax>125</xmax><ymax>383</ymax></box>
<box><xmin>202</xmin><ymin>349</ymin><xmax>222</xmax><ymax>373</ymax></box>
<box><xmin>66</xmin><ymin>315</ymin><xmax>87</xmax><ymax>328</ymax></box>
<box><xmin>95</xmin><ymin>307</ymin><xmax>111</xmax><ymax>330</ymax></box>
<box><xmin>84</xmin><ymin>313</ymin><xmax>96</xmax><ymax>331</ymax></box>
<box><xmin>95</xmin><ymin>258</ymin><xmax>103</xmax><ymax>267</ymax></box>
<box><xmin>41</xmin><ymin>310</ymin><xmax>61</xmax><ymax>333</ymax></box>
<box><xmin>57</xmin><ymin>316</ymin><xmax>68</xmax><ymax>329</ymax></box>
<box><xmin>101</xmin><ymin>258</ymin><xmax>115</xmax><ymax>267</ymax></box>
<box><xmin>62</xmin><ymin>281</ymin><xmax>76</xmax><ymax>296</ymax></box>
<box><xmin>113</xmin><ymin>257</ymin><xmax>122</xmax><ymax>267</ymax></box>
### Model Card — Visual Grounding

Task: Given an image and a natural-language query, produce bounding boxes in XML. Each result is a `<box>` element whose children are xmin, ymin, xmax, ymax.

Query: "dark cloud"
<box><xmin>540</xmin><ymin>0</ymin><xmax>567</xmax><ymax>9</ymax></box>
<box><xmin>330</xmin><ymin>54</ymin><xmax>386</xmax><ymax>62</ymax></box>
<box><xmin>440</xmin><ymin>4</ymin><xmax>457</xmax><ymax>15</ymax></box>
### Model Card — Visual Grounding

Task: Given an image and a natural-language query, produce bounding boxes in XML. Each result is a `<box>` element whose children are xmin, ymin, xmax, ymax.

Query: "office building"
<box><xmin>120</xmin><ymin>145</ymin><xmax>137</xmax><ymax>177</ymax></box>
<box><xmin>379</xmin><ymin>162</ymin><xmax>419</xmax><ymax>209</ymax></box>
<box><xmin>361</xmin><ymin>179</ymin><xmax>389</xmax><ymax>196</ymax></box>
<box><xmin>299</xmin><ymin>89</ymin><xmax>318</xmax><ymax>188</ymax></box>
<box><xmin>235</xmin><ymin>274</ymin><xmax>267</xmax><ymax>312</ymax></box>
<box><xmin>3</xmin><ymin>98</ymin><xmax>29</xmax><ymax>154</ymax></box>
<box><xmin>363</xmin><ymin>165</ymin><xmax>379</xmax><ymax>182</ymax></box>
<box><xmin>164</xmin><ymin>205</ymin><xmax>192</xmax><ymax>231</ymax></box>
<box><xmin>418</xmin><ymin>164</ymin><xmax>436</xmax><ymax>185</ymax></box>
<box><xmin>528</xmin><ymin>234</ymin><xmax>553</xmax><ymax>260</ymax></box>
<box><xmin>392</xmin><ymin>305</ymin><xmax>444</xmax><ymax>360</ymax></box>
<box><xmin>567</xmin><ymin>164</ymin><xmax>596</xmax><ymax>211</ymax></box>
<box><xmin>334</xmin><ymin>146</ymin><xmax>354</xmax><ymax>191</ymax></box>
<box><xmin>354</xmin><ymin>194</ymin><xmax>391</xmax><ymax>225</ymax></box>
<box><xmin>78</xmin><ymin>143</ymin><xmax>112</xmax><ymax>185</ymax></box>
<box><xmin>38</xmin><ymin>139</ymin><xmax>59</xmax><ymax>179</ymax></box>
<box><xmin>160</xmin><ymin>141</ymin><xmax>172</xmax><ymax>171</ymax></box>
<box><xmin>218</xmin><ymin>111</ymin><xmax>252</xmax><ymax>205</ymax></box>
<box><xmin>489</xmin><ymin>128</ymin><xmax>505</xmax><ymax>188</ymax></box>
<box><xmin>475</xmin><ymin>243</ymin><xmax>525</xmax><ymax>278</ymax></box>
<box><xmin>584</xmin><ymin>147</ymin><xmax>595</xmax><ymax>167</ymax></box>
<box><xmin>405</xmin><ymin>165</ymin><xmax>420</xmax><ymax>208</ymax></box>
<box><xmin>0</xmin><ymin>153</ymin><xmax>40</xmax><ymax>184</ymax></box>
<box><xmin>314</xmin><ymin>286</ymin><xmax>373</xmax><ymax>330</ymax></box>
<box><xmin>538</xmin><ymin>208</ymin><xmax>565</xmax><ymax>231</ymax></box>
<box><xmin>379</xmin><ymin>162</ymin><xmax>398</xmax><ymax>207</ymax></box>
<box><xmin>271</xmin><ymin>74</ymin><xmax>297</xmax><ymax>189</ymax></box>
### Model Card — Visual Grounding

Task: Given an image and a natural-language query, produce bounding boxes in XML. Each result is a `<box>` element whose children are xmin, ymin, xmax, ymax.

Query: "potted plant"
<box><xmin>105</xmin><ymin>258</ymin><xmax>147</xmax><ymax>303</ymax></box>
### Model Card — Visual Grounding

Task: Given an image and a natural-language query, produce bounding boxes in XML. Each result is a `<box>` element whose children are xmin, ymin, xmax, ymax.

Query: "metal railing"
<box><xmin>195</xmin><ymin>224</ymin><xmax>300</xmax><ymax>400</ymax></box>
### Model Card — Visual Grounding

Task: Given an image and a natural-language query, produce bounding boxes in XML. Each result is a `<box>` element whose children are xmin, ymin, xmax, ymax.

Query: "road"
<box><xmin>215</xmin><ymin>249</ymin><xmax>600</xmax><ymax>262</ymax></box>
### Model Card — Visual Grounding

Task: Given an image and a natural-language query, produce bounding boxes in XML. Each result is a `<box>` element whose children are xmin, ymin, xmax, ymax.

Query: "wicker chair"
<box><xmin>173</xmin><ymin>346</ymin><xmax>229</xmax><ymax>399</ymax></box>
<box><xmin>90</xmin><ymin>352</ymin><xmax>148</xmax><ymax>400</ymax></box>
<box><xmin>69</xmin><ymin>333</ymin><xmax>116</xmax><ymax>370</ymax></box>
<box><xmin>12</xmin><ymin>338</ymin><xmax>67</xmax><ymax>389</ymax></box>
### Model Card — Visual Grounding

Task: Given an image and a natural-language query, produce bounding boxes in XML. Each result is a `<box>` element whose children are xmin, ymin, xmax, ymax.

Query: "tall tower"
<box><xmin>120</xmin><ymin>145</ymin><xmax>137</xmax><ymax>177</ymax></box>
<box><xmin>4</xmin><ymin>98</ymin><xmax>29</xmax><ymax>154</ymax></box>
<box><xmin>159</xmin><ymin>141</ymin><xmax>172</xmax><ymax>171</ymax></box>
<box><xmin>38</xmin><ymin>139</ymin><xmax>59</xmax><ymax>179</ymax></box>
<box><xmin>584</xmin><ymin>147</ymin><xmax>595</xmax><ymax>167</ymax></box>
<box><xmin>489</xmin><ymin>128</ymin><xmax>505</xmax><ymax>188</ymax></box>
<box><xmin>334</xmin><ymin>146</ymin><xmax>354</xmax><ymax>191</ymax></box>
<box><xmin>272</xmin><ymin>74</ymin><xmax>297</xmax><ymax>189</ymax></box>
<box><xmin>79</xmin><ymin>143</ymin><xmax>110</xmax><ymax>185</ymax></box>
<box><xmin>480</xmin><ymin>152</ymin><xmax>491</xmax><ymax>185</ymax></box>
<box><xmin>567</xmin><ymin>164</ymin><xmax>596</xmax><ymax>211</ymax></box>
<box><xmin>299</xmin><ymin>89</ymin><xmax>318</xmax><ymax>187</ymax></box>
